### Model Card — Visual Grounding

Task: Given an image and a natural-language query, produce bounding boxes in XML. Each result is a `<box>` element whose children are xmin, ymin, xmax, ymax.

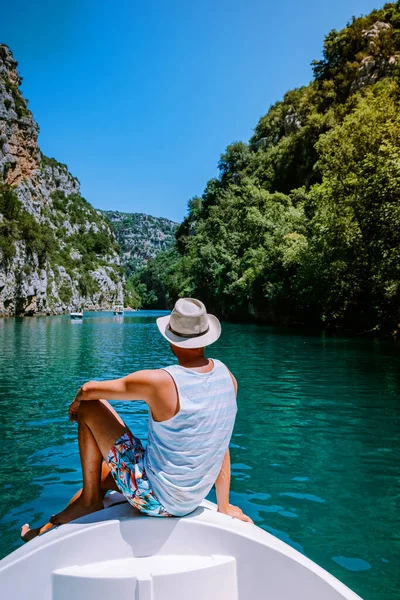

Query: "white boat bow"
<box><xmin>0</xmin><ymin>493</ymin><xmax>362</xmax><ymax>600</ymax></box>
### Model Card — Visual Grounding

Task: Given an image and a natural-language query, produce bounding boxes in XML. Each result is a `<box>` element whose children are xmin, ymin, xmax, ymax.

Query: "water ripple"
<box><xmin>0</xmin><ymin>313</ymin><xmax>399</xmax><ymax>600</ymax></box>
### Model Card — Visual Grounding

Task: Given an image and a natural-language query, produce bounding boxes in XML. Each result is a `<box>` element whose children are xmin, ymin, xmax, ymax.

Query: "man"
<box><xmin>21</xmin><ymin>298</ymin><xmax>251</xmax><ymax>542</ymax></box>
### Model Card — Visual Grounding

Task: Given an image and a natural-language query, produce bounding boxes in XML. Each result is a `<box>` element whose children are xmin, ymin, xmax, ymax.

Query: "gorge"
<box><xmin>0</xmin><ymin>44</ymin><xmax>175</xmax><ymax>316</ymax></box>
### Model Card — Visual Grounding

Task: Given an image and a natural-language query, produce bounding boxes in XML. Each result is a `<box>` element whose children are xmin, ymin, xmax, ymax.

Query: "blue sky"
<box><xmin>1</xmin><ymin>0</ymin><xmax>379</xmax><ymax>222</ymax></box>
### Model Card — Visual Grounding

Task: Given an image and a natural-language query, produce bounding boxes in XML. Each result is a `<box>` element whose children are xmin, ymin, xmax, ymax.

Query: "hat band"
<box><xmin>168</xmin><ymin>323</ymin><xmax>210</xmax><ymax>339</ymax></box>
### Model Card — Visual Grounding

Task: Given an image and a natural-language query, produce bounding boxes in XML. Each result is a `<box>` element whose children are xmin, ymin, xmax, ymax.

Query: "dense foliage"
<box><xmin>46</xmin><ymin>190</ymin><xmax>122</xmax><ymax>304</ymax></box>
<box><xmin>123</xmin><ymin>248</ymin><xmax>181</xmax><ymax>309</ymax></box>
<box><xmin>0</xmin><ymin>184</ymin><xmax>55</xmax><ymax>265</ymax></box>
<box><xmin>0</xmin><ymin>183</ymin><xmax>122</xmax><ymax>306</ymax></box>
<box><xmin>144</xmin><ymin>2</ymin><xmax>400</xmax><ymax>333</ymax></box>
<box><xmin>100</xmin><ymin>210</ymin><xmax>177</xmax><ymax>309</ymax></box>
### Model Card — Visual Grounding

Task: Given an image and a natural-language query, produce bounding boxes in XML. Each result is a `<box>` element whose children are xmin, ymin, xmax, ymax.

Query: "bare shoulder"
<box><xmin>122</xmin><ymin>369</ymin><xmax>174</xmax><ymax>402</ymax></box>
<box><xmin>124</xmin><ymin>368</ymin><xmax>170</xmax><ymax>384</ymax></box>
<box><xmin>142</xmin><ymin>368</ymin><xmax>177</xmax><ymax>398</ymax></box>
<box><xmin>150</xmin><ymin>368</ymin><xmax>176</xmax><ymax>386</ymax></box>
<box><xmin>146</xmin><ymin>369</ymin><xmax>179</xmax><ymax>421</ymax></box>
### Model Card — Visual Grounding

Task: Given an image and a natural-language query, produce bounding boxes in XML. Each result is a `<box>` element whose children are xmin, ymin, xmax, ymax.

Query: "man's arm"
<box><xmin>215</xmin><ymin>449</ymin><xmax>231</xmax><ymax>512</ymax></box>
<box><xmin>75</xmin><ymin>370</ymin><xmax>159</xmax><ymax>402</ymax></box>
<box><xmin>68</xmin><ymin>370</ymin><xmax>173</xmax><ymax>422</ymax></box>
<box><xmin>215</xmin><ymin>372</ymin><xmax>253</xmax><ymax>523</ymax></box>
<box><xmin>215</xmin><ymin>450</ymin><xmax>253</xmax><ymax>523</ymax></box>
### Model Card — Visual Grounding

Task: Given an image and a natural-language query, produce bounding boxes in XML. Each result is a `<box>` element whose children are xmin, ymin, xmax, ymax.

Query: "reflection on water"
<box><xmin>0</xmin><ymin>312</ymin><xmax>399</xmax><ymax>599</ymax></box>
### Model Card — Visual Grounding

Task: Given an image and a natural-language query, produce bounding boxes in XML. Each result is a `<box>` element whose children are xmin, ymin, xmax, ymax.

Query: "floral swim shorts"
<box><xmin>107</xmin><ymin>430</ymin><xmax>171</xmax><ymax>517</ymax></box>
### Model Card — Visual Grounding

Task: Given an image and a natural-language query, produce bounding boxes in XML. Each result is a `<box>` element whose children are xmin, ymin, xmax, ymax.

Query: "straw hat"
<box><xmin>156</xmin><ymin>298</ymin><xmax>221</xmax><ymax>348</ymax></box>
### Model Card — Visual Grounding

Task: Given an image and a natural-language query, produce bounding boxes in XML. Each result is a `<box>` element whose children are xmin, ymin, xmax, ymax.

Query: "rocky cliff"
<box><xmin>0</xmin><ymin>44</ymin><xmax>124</xmax><ymax>316</ymax></box>
<box><xmin>101</xmin><ymin>210</ymin><xmax>177</xmax><ymax>274</ymax></box>
<box><xmin>350</xmin><ymin>21</ymin><xmax>399</xmax><ymax>92</ymax></box>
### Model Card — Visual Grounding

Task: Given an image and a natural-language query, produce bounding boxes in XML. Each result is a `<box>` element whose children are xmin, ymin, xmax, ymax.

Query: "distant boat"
<box><xmin>70</xmin><ymin>311</ymin><xmax>83</xmax><ymax>320</ymax></box>
<box><xmin>113</xmin><ymin>305</ymin><xmax>124</xmax><ymax>315</ymax></box>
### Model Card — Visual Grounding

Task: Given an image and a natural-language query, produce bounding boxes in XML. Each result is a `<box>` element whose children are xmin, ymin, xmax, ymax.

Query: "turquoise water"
<box><xmin>0</xmin><ymin>312</ymin><xmax>399</xmax><ymax>599</ymax></box>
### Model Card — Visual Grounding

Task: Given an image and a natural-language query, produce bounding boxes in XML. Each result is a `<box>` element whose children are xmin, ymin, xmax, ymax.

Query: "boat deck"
<box><xmin>0</xmin><ymin>494</ymin><xmax>362</xmax><ymax>600</ymax></box>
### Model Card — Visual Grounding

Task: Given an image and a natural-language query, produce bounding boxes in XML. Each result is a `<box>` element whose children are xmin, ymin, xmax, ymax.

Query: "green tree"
<box><xmin>302</xmin><ymin>82</ymin><xmax>400</xmax><ymax>330</ymax></box>
<box><xmin>158</xmin><ymin>3</ymin><xmax>400</xmax><ymax>333</ymax></box>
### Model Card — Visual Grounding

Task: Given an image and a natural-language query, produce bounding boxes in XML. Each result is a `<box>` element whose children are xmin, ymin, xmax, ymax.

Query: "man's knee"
<box><xmin>78</xmin><ymin>399</ymin><xmax>101</xmax><ymax>421</ymax></box>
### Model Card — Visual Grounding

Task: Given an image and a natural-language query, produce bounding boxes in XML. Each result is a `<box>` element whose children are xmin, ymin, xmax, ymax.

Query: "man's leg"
<box><xmin>21</xmin><ymin>462</ymin><xmax>119</xmax><ymax>542</ymax></box>
<box><xmin>50</xmin><ymin>400</ymin><xmax>128</xmax><ymax>525</ymax></box>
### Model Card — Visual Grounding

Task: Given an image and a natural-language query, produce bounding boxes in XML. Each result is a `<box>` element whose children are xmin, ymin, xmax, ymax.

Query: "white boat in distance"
<box><xmin>70</xmin><ymin>311</ymin><xmax>83</xmax><ymax>319</ymax></box>
<box><xmin>113</xmin><ymin>304</ymin><xmax>124</xmax><ymax>315</ymax></box>
<box><xmin>0</xmin><ymin>493</ymin><xmax>362</xmax><ymax>600</ymax></box>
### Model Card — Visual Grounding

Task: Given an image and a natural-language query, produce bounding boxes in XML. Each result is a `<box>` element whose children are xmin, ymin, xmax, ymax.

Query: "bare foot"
<box><xmin>50</xmin><ymin>497</ymin><xmax>104</xmax><ymax>525</ymax></box>
<box><xmin>21</xmin><ymin>524</ymin><xmax>41</xmax><ymax>542</ymax></box>
<box><xmin>21</xmin><ymin>521</ymin><xmax>55</xmax><ymax>542</ymax></box>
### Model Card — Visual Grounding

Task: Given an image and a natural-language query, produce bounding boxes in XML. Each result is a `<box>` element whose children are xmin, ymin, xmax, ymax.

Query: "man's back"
<box><xmin>145</xmin><ymin>359</ymin><xmax>237</xmax><ymax>516</ymax></box>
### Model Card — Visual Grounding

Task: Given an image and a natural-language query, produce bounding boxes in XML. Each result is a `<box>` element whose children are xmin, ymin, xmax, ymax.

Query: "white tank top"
<box><xmin>144</xmin><ymin>359</ymin><xmax>237</xmax><ymax>516</ymax></box>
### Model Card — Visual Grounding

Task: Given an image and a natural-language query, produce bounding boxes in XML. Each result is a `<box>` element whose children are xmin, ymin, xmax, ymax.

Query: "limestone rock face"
<box><xmin>0</xmin><ymin>46</ymin><xmax>40</xmax><ymax>185</ymax></box>
<box><xmin>0</xmin><ymin>44</ymin><xmax>124</xmax><ymax>316</ymax></box>
<box><xmin>101</xmin><ymin>210</ymin><xmax>177</xmax><ymax>272</ymax></box>
<box><xmin>283</xmin><ymin>109</ymin><xmax>302</xmax><ymax>136</ymax></box>
<box><xmin>350</xmin><ymin>22</ymin><xmax>399</xmax><ymax>92</ymax></box>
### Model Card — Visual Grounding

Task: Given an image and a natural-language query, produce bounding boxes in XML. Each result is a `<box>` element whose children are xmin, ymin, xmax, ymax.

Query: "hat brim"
<box><xmin>156</xmin><ymin>313</ymin><xmax>221</xmax><ymax>348</ymax></box>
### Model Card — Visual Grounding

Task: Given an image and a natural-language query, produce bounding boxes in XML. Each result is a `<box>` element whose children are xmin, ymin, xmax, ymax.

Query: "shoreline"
<box><xmin>0</xmin><ymin>307</ymin><xmax>139</xmax><ymax>318</ymax></box>
<box><xmin>1</xmin><ymin>309</ymin><xmax>398</xmax><ymax>340</ymax></box>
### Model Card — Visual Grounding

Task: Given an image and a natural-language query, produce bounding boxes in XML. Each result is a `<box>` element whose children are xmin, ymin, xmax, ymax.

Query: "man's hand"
<box><xmin>68</xmin><ymin>399</ymin><xmax>81</xmax><ymax>422</ymax></box>
<box><xmin>215</xmin><ymin>451</ymin><xmax>253</xmax><ymax>523</ymax></box>
<box><xmin>218</xmin><ymin>503</ymin><xmax>253</xmax><ymax>523</ymax></box>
